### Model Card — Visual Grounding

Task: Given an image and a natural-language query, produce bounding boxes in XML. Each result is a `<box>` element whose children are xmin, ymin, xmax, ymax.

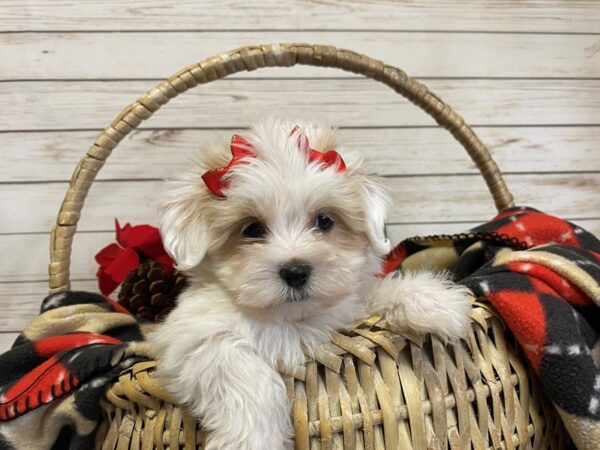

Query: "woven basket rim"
<box><xmin>104</xmin><ymin>300</ymin><xmax>498</xmax><ymax>410</ymax></box>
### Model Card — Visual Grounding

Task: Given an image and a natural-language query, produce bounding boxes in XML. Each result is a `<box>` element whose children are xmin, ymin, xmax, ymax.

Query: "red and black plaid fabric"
<box><xmin>0</xmin><ymin>206</ymin><xmax>598</xmax><ymax>449</ymax></box>
<box><xmin>0</xmin><ymin>292</ymin><xmax>150</xmax><ymax>450</ymax></box>
<box><xmin>384</xmin><ymin>206</ymin><xmax>600</xmax><ymax>449</ymax></box>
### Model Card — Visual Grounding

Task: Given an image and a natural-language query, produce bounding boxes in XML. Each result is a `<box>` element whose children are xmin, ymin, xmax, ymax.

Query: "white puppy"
<box><xmin>151</xmin><ymin>118</ymin><xmax>471</xmax><ymax>450</ymax></box>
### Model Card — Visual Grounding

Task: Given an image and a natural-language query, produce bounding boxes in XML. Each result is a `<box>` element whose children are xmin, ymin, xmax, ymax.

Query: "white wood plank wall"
<box><xmin>0</xmin><ymin>0</ymin><xmax>599</xmax><ymax>351</ymax></box>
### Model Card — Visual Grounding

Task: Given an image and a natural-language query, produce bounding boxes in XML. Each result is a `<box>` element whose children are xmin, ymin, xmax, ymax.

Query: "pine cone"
<box><xmin>117</xmin><ymin>260</ymin><xmax>187</xmax><ymax>322</ymax></box>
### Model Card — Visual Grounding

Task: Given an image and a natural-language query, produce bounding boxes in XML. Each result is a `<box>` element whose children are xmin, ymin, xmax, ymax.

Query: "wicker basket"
<box><xmin>47</xmin><ymin>44</ymin><xmax>568</xmax><ymax>449</ymax></box>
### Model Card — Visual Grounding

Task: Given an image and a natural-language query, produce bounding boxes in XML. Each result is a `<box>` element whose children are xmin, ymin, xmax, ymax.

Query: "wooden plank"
<box><xmin>2</xmin><ymin>126</ymin><xmax>599</xmax><ymax>183</ymax></box>
<box><xmin>3</xmin><ymin>218</ymin><xmax>600</xmax><ymax>284</ymax></box>
<box><xmin>0</xmin><ymin>283</ymin><xmax>49</xmax><ymax>331</ymax></box>
<box><xmin>0</xmin><ymin>332</ymin><xmax>19</xmax><ymax>352</ymax></box>
<box><xmin>0</xmin><ymin>280</ymin><xmax>98</xmax><ymax>332</ymax></box>
<box><xmin>2</xmin><ymin>79</ymin><xmax>599</xmax><ymax>132</ymax></box>
<box><xmin>4</xmin><ymin>32</ymin><xmax>599</xmax><ymax>80</ymax></box>
<box><xmin>2</xmin><ymin>173</ymin><xmax>600</xmax><ymax>235</ymax></box>
<box><xmin>0</xmin><ymin>0</ymin><xmax>598</xmax><ymax>33</ymax></box>
<box><xmin>0</xmin><ymin>232</ymin><xmax>112</xmax><ymax>282</ymax></box>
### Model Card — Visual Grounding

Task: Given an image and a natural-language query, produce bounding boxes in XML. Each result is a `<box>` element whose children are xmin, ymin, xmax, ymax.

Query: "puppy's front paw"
<box><xmin>371</xmin><ymin>271</ymin><xmax>472</xmax><ymax>339</ymax></box>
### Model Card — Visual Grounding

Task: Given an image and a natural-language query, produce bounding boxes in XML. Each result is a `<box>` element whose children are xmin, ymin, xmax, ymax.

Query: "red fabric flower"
<box><xmin>95</xmin><ymin>220</ymin><xmax>173</xmax><ymax>295</ymax></box>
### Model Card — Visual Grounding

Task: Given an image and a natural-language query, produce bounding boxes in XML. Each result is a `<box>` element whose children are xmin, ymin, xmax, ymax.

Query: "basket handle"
<box><xmin>48</xmin><ymin>43</ymin><xmax>514</xmax><ymax>292</ymax></box>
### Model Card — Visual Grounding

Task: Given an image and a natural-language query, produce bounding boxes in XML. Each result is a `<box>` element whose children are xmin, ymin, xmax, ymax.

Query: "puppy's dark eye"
<box><xmin>242</xmin><ymin>221</ymin><xmax>266</xmax><ymax>238</ymax></box>
<box><xmin>315</xmin><ymin>214</ymin><xmax>334</xmax><ymax>231</ymax></box>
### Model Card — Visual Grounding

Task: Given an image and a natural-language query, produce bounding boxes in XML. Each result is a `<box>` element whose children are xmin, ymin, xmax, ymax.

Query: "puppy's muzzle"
<box><xmin>279</xmin><ymin>260</ymin><xmax>312</xmax><ymax>289</ymax></box>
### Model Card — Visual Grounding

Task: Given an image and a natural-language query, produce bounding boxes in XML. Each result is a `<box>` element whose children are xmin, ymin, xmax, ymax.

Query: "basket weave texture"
<box><xmin>96</xmin><ymin>309</ymin><xmax>567</xmax><ymax>449</ymax></box>
<box><xmin>45</xmin><ymin>44</ymin><xmax>567</xmax><ymax>449</ymax></box>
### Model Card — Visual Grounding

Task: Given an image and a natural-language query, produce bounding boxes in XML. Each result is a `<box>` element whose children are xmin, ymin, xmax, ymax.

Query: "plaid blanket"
<box><xmin>0</xmin><ymin>293</ymin><xmax>152</xmax><ymax>450</ymax></box>
<box><xmin>384</xmin><ymin>207</ymin><xmax>600</xmax><ymax>450</ymax></box>
<box><xmin>0</xmin><ymin>207</ymin><xmax>598</xmax><ymax>449</ymax></box>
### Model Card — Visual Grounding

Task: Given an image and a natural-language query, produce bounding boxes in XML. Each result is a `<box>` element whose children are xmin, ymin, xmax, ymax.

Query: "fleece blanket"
<box><xmin>0</xmin><ymin>207</ymin><xmax>598</xmax><ymax>449</ymax></box>
<box><xmin>383</xmin><ymin>206</ymin><xmax>600</xmax><ymax>450</ymax></box>
<box><xmin>0</xmin><ymin>293</ymin><xmax>152</xmax><ymax>450</ymax></box>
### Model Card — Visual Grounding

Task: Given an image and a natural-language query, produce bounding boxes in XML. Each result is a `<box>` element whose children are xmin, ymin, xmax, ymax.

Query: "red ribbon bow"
<box><xmin>201</xmin><ymin>126</ymin><xmax>346</xmax><ymax>197</ymax></box>
<box><xmin>95</xmin><ymin>220</ymin><xmax>174</xmax><ymax>296</ymax></box>
<box><xmin>201</xmin><ymin>134</ymin><xmax>256</xmax><ymax>197</ymax></box>
<box><xmin>290</xmin><ymin>125</ymin><xmax>347</xmax><ymax>173</ymax></box>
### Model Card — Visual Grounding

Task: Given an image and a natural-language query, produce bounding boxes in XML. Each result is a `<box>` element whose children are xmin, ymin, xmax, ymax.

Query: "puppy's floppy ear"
<box><xmin>160</xmin><ymin>137</ymin><xmax>233</xmax><ymax>271</ymax></box>
<box><xmin>360</xmin><ymin>176</ymin><xmax>392</xmax><ymax>256</ymax></box>
<box><xmin>160</xmin><ymin>192</ymin><xmax>210</xmax><ymax>271</ymax></box>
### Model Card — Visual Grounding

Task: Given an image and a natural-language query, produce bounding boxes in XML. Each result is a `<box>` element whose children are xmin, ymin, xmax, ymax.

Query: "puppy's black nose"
<box><xmin>279</xmin><ymin>261</ymin><xmax>312</xmax><ymax>288</ymax></box>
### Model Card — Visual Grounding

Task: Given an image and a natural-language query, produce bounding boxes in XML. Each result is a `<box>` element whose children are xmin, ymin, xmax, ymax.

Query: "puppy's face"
<box><xmin>206</xmin><ymin>171</ymin><xmax>376</xmax><ymax>318</ymax></box>
<box><xmin>161</xmin><ymin>119</ymin><xmax>391</xmax><ymax>320</ymax></box>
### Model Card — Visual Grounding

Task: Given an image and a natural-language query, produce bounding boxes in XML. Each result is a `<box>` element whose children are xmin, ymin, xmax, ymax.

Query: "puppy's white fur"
<box><xmin>151</xmin><ymin>118</ymin><xmax>472</xmax><ymax>450</ymax></box>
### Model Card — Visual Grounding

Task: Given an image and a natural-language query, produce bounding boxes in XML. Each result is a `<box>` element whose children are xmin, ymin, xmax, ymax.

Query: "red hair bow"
<box><xmin>290</xmin><ymin>125</ymin><xmax>347</xmax><ymax>173</ymax></box>
<box><xmin>201</xmin><ymin>134</ymin><xmax>256</xmax><ymax>197</ymax></box>
<box><xmin>201</xmin><ymin>126</ymin><xmax>346</xmax><ymax>197</ymax></box>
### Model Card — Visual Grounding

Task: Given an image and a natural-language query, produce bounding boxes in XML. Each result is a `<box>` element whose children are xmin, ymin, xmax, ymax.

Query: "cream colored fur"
<box><xmin>151</xmin><ymin>118</ymin><xmax>472</xmax><ymax>450</ymax></box>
